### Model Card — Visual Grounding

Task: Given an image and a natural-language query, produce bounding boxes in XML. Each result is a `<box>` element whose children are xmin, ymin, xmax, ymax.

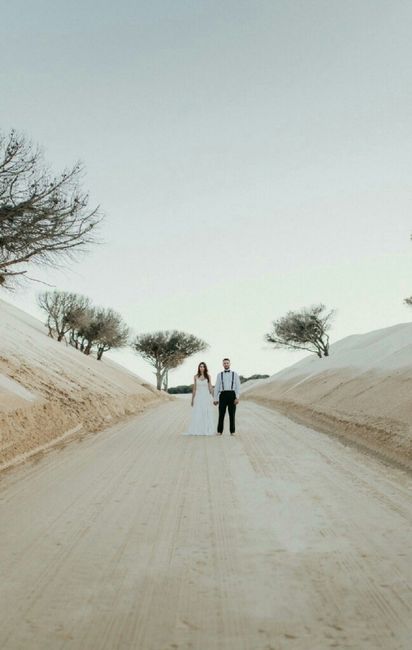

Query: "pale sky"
<box><xmin>1</xmin><ymin>0</ymin><xmax>412</xmax><ymax>385</ymax></box>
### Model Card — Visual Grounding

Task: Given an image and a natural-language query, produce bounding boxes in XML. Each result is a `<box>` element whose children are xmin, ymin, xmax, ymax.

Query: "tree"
<box><xmin>0</xmin><ymin>130</ymin><xmax>101</xmax><ymax>285</ymax></box>
<box><xmin>37</xmin><ymin>290</ymin><xmax>91</xmax><ymax>342</ymax></box>
<box><xmin>94</xmin><ymin>308</ymin><xmax>130</xmax><ymax>360</ymax></box>
<box><xmin>37</xmin><ymin>291</ymin><xmax>128</xmax><ymax>359</ymax></box>
<box><xmin>167</xmin><ymin>384</ymin><xmax>194</xmax><ymax>394</ymax></box>
<box><xmin>239</xmin><ymin>374</ymin><xmax>270</xmax><ymax>384</ymax></box>
<box><xmin>404</xmin><ymin>296</ymin><xmax>412</xmax><ymax>307</ymax></box>
<box><xmin>131</xmin><ymin>330</ymin><xmax>208</xmax><ymax>390</ymax></box>
<box><xmin>66</xmin><ymin>297</ymin><xmax>93</xmax><ymax>349</ymax></box>
<box><xmin>75</xmin><ymin>306</ymin><xmax>128</xmax><ymax>358</ymax></box>
<box><xmin>265</xmin><ymin>304</ymin><xmax>334</xmax><ymax>358</ymax></box>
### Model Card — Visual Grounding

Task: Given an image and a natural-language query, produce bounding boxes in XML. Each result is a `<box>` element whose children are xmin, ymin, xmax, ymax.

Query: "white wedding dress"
<box><xmin>183</xmin><ymin>378</ymin><xmax>216</xmax><ymax>436</ymax></box>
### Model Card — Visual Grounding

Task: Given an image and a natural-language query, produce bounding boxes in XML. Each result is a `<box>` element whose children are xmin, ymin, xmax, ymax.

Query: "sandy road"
<box><xmin>0</xmin><ymin>399</ymin><xmax>411</xmax><ymax>650</ymax></box>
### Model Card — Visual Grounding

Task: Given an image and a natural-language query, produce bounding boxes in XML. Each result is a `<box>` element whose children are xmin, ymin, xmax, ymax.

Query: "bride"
<box><xmin>183</xmin><ymin>362</ymin><xmax>216</xmax><ymax>436</ymax></box>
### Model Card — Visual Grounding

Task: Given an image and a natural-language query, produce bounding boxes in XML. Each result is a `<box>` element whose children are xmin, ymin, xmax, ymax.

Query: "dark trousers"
<box><xmin>218</xmin><ymin>391</ymin><xmax>236</xmax><ymax>434</ymax></box>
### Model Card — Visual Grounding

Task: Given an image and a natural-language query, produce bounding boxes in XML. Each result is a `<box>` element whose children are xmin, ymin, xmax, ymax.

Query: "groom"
<box><xmin>213</xmin><ymin>358</ymin><xmax>241</xmax><ymax>435</ymax></box>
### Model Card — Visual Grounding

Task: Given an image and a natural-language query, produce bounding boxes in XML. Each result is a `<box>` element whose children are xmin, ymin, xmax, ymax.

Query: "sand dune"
<box><xmin>244</xmin><ymin>323</ymin><xmax>412</xmax><ymax>469</ymax></box>
<box><xmin>0</xmin><ymin>299</ymin><xmax>164</xmax><ymax>469</ymax></box>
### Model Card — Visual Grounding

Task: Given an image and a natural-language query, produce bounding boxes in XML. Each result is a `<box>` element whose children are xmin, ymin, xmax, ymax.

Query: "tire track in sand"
<box><xmin>0</xmin><ymin>398</ymin><xmax>411</xmax><ymax>649</ymax></box>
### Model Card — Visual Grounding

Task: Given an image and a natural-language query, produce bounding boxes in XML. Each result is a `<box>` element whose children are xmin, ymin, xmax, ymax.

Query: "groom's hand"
<box><xmin>234</xmin><ymin>399</ymin><xmax>239</xmax><ymax>405</ymax></box>
<box><xmin>213</xmin><ymin>401</ymin><xmax>218</xmax><ymax>406</ymax></box>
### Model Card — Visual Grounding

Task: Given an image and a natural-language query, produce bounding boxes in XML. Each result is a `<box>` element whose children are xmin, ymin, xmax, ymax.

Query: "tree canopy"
<box><xmin>37</xmin><ymin>290</ymin><xmax>91</xmax><ymax>342</ymax></box>
<box><xmin>38</xmin><ymin>289</ymin><xmax>129</xmax><ymax>360</ymax></box>
<box><xmin>265</xmin><ymin>304</ymin><xmax>334</xmax><ymax>358</ymax></box>
<box><xmin>132</xmin><ymin>330</ymin><xmax>208</xmax><ymax>390</ymax></box>
<box><xmin>0</xmin><ymin>130</ymin><xmax>101</xmax><ymax>285</ymax></box>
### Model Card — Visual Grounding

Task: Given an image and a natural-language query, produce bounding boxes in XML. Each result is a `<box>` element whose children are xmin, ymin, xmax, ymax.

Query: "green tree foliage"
<box><xmin>167</xmin><ymin>385</ymin><xmax>193</xmax><ymax>394</ymax></box>
<box><xmin>38</xmin><ymin>290</ymin><xmax>129</xmax><ymax>360</ymax></box>
<box><xmin>239</xmin><ymin>374</ymin><xmax>270</xmax><ymax>384</ymax></box>
<box><xmin>37</xmin><ymin>290</ymin><xmax>91</xmax><ymax>342</ymax></box>
<box><xmin>265</xmin><ymin>304</ymin><xmax>334</xmax><ymax>358</ymax></box>
<box><xmin>132</xmin><ymin>330</ymin><xmax>208</xmax><ymax>390</ymax></box>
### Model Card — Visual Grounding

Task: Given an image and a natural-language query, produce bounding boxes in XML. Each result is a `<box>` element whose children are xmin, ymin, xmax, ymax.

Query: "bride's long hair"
<box><xmin>197</xmin><ymin>361</ymin><xmax>210</xmax><ymax>383</ymax></box>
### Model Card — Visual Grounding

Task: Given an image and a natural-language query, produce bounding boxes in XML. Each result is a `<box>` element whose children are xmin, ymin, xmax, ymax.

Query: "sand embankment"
<box><xmin>244</xmin><ymin>323</ymin><xmax>412</xmax><ymax>469</ymax></box>
<box><xmin>0</xmin><ymin>299</ymin><xmax>165</xmax><ymax>469</ymax></box>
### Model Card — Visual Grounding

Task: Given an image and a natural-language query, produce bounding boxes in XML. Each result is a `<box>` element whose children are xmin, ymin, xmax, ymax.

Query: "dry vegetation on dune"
<box><xmin>244</xmin><ymin>323</ymin><xmax>412</xmax><ymax>470</ymax></box>
<box><xmin>0</xmin><ymin>300</ymin><xmax>165</xmax><ymax>469</ymax></box>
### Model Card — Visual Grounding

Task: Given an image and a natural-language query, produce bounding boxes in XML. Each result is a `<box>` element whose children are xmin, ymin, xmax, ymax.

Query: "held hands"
<box><xmin>234</xmin><ymin>399</ymin><xmax>240</xmax><ymax>405</ymax></box>
<box><xmin>213</xmin><ymin>401</ymin><xmax>218</xmax><ymax>406</ymax></box>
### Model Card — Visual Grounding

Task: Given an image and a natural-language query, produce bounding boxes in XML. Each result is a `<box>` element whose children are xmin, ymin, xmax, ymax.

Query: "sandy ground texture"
<box><xmin>0</xmin><ymin>299</ymin><xmax>164</xmax><ymax>469</ymax></box>
<box><xmin>244</xmin><ymin>323</ymin><xmax>412</xmax><ymax>470</ymax></box>
<box><xmin>1</xmin><ymin>398</ymin><xmax>411</xmax><ymax>650</ymax></box>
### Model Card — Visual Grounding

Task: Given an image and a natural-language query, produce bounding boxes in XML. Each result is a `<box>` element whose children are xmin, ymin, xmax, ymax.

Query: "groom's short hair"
<box><xmin>223</xmin><ymin>357</ymin><xmax>230</xmax><ymax>362</ymax></box>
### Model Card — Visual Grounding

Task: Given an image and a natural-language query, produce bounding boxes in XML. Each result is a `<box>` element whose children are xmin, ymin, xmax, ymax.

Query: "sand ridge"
<box><xmin>244</xmin><ymin>324</ymin><xmax>412</xmax><ymax>469</ymax></box>
<box><xmin>0</xmin><ymin>299</ymin><xmax>165</xmax><ymax>469</ymax></box>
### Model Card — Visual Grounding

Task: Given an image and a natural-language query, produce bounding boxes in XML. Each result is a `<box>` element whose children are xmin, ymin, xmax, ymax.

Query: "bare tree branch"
<box><xmin>265</xmin><ymin>304</ymin><xmax>334</xmax><ymax>358</ymax></box>
<box><xmin>0</xmin><ymin>130</ymin><xmax>102</xmax><ymax>286</ymax></box>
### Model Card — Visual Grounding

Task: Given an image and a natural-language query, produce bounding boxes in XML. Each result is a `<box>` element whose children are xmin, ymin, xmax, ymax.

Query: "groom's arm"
<box><xmin>214</xmin><ymin>374</ymin><xmax>221</xmax><ymax>402</ymax></box>
<box><xmin>234</xmin><ymin>373</ymin><xmax>241</xmax><ymax>400</ymax></box>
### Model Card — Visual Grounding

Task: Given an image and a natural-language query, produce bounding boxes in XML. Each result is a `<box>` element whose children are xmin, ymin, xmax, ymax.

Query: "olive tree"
<box><xmin>72</xmin><ymin>306</ymin><xmax>128</xmax><ymax>358</ymax></box>
<box><xmin>131</xmin><ymin>330</ymin><xmax>208</xmax><ymax>390</ymax></box>
<box><xmin>265</xmin><ymin>304</ymin><xmax>334</xmax><ymax>358</ymax></box>
<box><xmin>0</xmin><ymin>130</ymin><xmax>101</xmax><ymax>285</ymax></box>
<box><xmin>94</xmin><ymin>309</ymin><xmax>130</xmax><ymax>360</ymax></box>
<box><xmin>37</xmin><ymin>290</ymin><xmax>91</xmax><ymax>341</ymax></box>
<box><xmin>38</xmin><ymin>290</ymin><xmax>129</xmax><ymax>359</ymax></box>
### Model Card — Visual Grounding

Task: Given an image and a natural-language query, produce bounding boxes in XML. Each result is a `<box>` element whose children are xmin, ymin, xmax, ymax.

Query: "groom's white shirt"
<box><xmin>214</xmin><ymin>370</ymin><xmax>241</xmax><ymax>401</ymax></box>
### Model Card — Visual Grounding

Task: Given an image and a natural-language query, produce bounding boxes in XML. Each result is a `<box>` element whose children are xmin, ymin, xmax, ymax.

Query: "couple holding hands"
<box><xmin>183</xmin><ymin>358</ymin><xmax>241</xmax><ymax>437</ymax></box>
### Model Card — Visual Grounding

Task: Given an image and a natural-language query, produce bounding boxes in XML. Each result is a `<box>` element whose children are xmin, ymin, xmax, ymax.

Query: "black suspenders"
<box><xmin>221</xmin><ymin>371</ymin><xmax>235</xmax><ymax>391</ymax></box>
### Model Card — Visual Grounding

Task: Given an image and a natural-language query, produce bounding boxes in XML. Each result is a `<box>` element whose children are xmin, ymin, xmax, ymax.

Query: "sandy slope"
<box><xmin>0</xmin><ymin>398</ymin><xmax>411</xmax><ymax>650</ymax></box>
<box><xmin>244</xmin><ymin>323</ymin><xmax>412</xmax><ymax>469</ymax></box>
<box><xmin>0</xmin><ymin>299</ymin><xmax>164</xmax><ymax>468</ymax></box>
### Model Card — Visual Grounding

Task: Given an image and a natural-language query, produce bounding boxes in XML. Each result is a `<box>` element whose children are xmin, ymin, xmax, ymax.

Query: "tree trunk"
<box><xmin>318</xmin><ymin>338</ymin><xmax>329</xmax><ymax>357</ymax></box>
<box><xmin>84</xmin><ymin>342</ymin><xmax>92</xmax><ymax>355</ymax></box>
<box><xmin>57</xmin><ymin>333</ymin><xmax>64</xmax><ymax>342</ymax></box>
<box><xmin>155</xmin><ymin>367</ymin><xmax>162</xmax><ymax>390</ymax></box>
<box><xmin>97</xmin><ymin>347</ymin><xmax>103</xmax><ymax>360</ymax></box>
<box><xmin>46</xmin><ymin>317</ymin><xmax>54</xmax><ymax>338</ymax></box>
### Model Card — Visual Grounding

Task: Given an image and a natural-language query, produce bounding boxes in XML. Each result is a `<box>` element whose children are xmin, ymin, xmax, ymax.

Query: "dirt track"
<box><xmin>1</xmin><ymin>399</ymin><xmax>411</xmax><ymax>650</ymax></box>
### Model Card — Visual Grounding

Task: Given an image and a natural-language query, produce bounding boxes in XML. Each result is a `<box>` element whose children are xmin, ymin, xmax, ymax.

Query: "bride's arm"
<box><xmin>191</xmin><ymin>376</ymin><xmax>196</xmax><ymax>406</ymax></box>
<box><xmin>208</xmin><ymin>378</ymin><xmax>214</xmax><ymax>396</ymax></box>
